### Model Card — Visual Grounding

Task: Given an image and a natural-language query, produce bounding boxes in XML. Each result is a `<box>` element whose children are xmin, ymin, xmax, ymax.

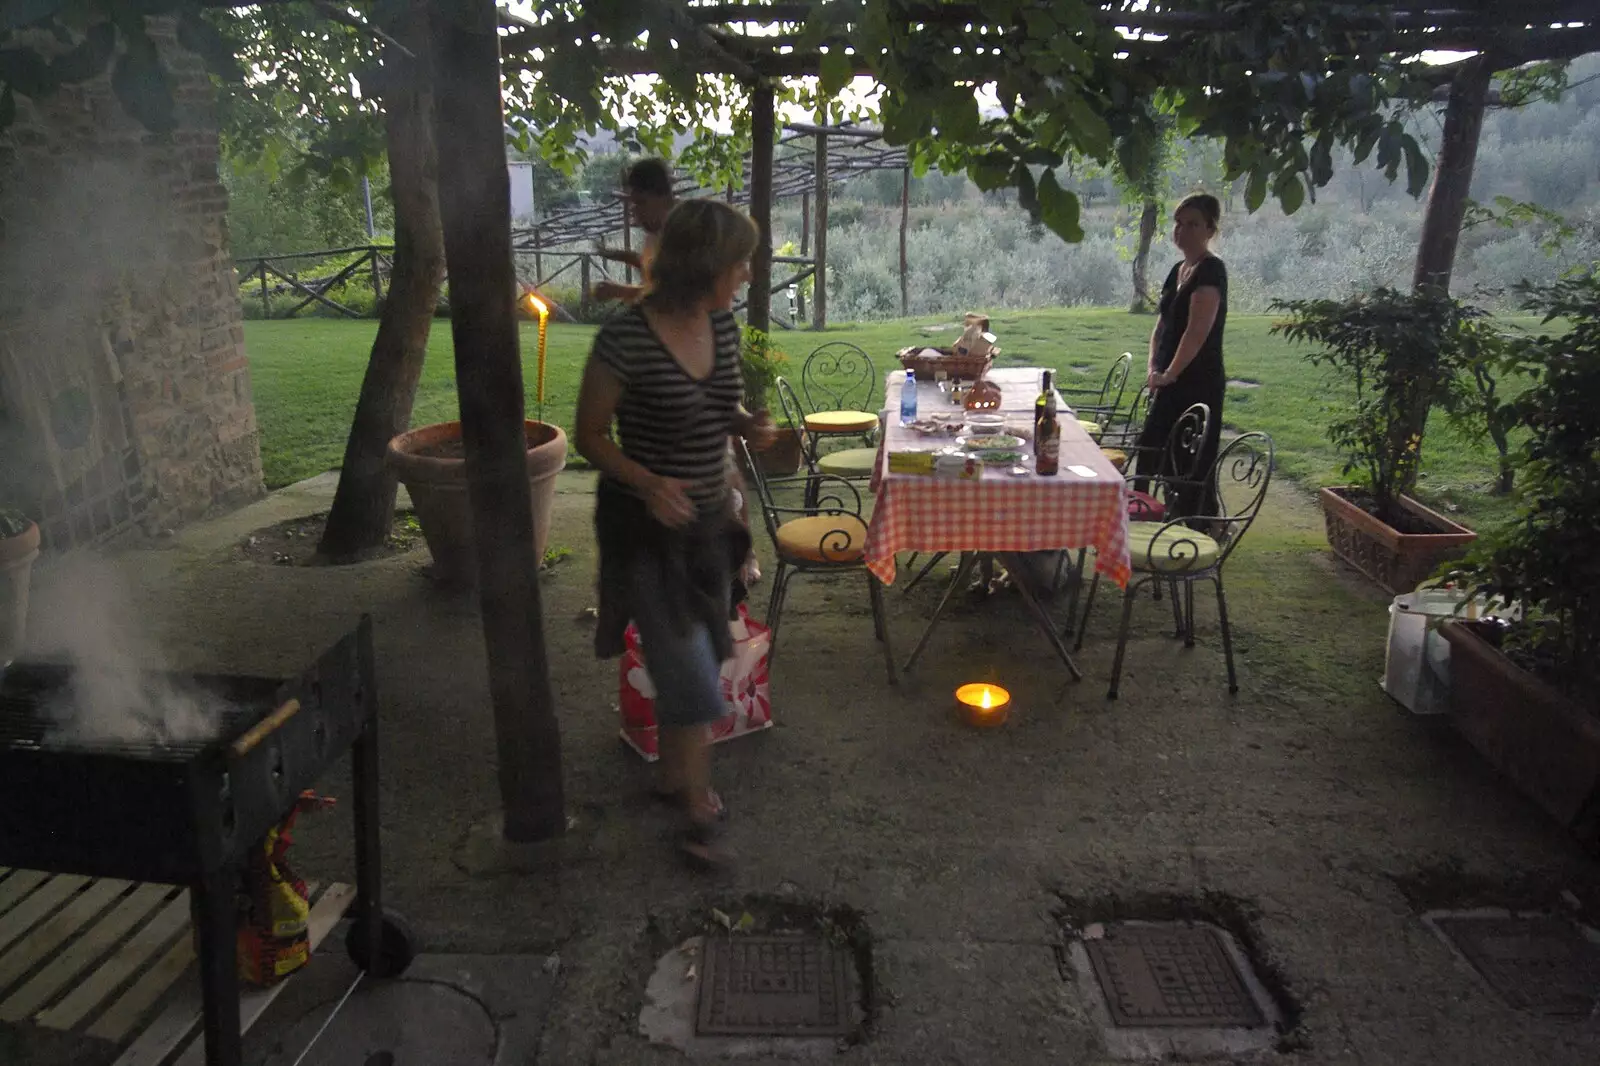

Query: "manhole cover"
<box><xmin>1084</xmin><ymin>923</ymin><xmax>1266</xmax><ymax>1029</ymax></box>
<box><xmin>1432</xmin><ymin>914</ymin><xmax>1600</xmax><ymax>1016</ymax></box>
<box><xmin>695</xmin><ymin>935</ymin><xmax>852</xmax><ymax>1037</ymax></box>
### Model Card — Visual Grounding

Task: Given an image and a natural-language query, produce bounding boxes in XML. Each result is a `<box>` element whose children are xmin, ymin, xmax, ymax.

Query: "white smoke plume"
<box><xmin>24</xmin><ymin>558</ymin><xmax>227</xmax><ymax>748</ymax></box>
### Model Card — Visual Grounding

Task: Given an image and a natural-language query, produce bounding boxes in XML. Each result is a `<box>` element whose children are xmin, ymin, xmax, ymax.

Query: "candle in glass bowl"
<box><xmin>955</xmin><ymin>682</ymin><xmax>1011</xmax><ymax>727</ymax></box>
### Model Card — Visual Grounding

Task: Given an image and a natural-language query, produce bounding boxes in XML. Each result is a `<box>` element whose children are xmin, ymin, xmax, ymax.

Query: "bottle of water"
<box><xmin>900</xmin><ymin>369</ymin><xmax>918</xmax><ymax>422</ymax></box>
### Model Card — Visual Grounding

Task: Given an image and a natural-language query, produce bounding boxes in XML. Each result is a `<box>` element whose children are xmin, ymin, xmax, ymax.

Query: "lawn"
<box><xmin>244</xmin><ymin>308</ymin><xmax>1518</xmax><ymax>527</ymax></box>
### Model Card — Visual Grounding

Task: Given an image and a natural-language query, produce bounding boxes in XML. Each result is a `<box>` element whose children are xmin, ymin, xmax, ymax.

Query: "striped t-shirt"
<box><xmin>592</xmin><ymin>306</ymin><xmax>744</xmax><ymax>513</ymax></box>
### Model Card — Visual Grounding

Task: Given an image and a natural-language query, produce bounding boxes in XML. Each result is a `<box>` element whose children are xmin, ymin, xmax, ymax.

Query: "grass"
<box><xmin>244</xmin><ymin>308</ymin><xmax>1520</xmax><ymax>528</ymax></box>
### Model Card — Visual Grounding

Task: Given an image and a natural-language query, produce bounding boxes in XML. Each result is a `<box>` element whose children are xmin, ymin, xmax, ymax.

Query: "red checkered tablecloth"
<box><xmin>864</xmin><ymin>368</ymin><xmax>1132</xmax><ymax>588</ymax></box>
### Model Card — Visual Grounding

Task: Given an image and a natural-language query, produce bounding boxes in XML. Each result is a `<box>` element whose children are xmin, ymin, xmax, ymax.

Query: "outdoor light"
<box><xmin>524</xmin><ymin>293</ymin><xmax>550</xmax><ymax>421</ymax></box>
<box><xmin>955</xmin><ymin>682</ymin><xmax>1010</xmax><ymax>728</ymax></box>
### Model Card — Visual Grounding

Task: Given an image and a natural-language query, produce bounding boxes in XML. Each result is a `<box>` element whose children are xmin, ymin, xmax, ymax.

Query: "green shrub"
<box><xmin>1450</xmin><ymin>265</ymin><xmax>1600</xmax><ymax>701</ymax></box>
<box><xmin>1271</xmin><ymin>288</ymin><xmax>1482</xmax><ymax>525</ymax></box>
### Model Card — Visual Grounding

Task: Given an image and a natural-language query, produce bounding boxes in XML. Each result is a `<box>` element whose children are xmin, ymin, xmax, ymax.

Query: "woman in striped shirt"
<box><xmin>576</xmin><ymin>198</ymin><xmax>776</xmax><ymax>870</ymax></box>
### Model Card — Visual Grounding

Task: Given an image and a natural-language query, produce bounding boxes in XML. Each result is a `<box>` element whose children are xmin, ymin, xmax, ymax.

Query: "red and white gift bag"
<box><xmin>618</xmin><ymin>604</ymin><xmax>773</xmax><ymax>761</ymax></box>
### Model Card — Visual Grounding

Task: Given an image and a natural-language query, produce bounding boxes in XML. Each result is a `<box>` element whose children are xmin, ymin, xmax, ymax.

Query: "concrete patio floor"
<box><xmin>11</xmin><ymin>468</ymin><xmax>1600</xmax><ymax>1065</ymax></box>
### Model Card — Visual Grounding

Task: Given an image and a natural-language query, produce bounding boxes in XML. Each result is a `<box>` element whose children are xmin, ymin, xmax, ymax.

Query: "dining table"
<box><xmin>863</xmin><ymin>365</ymin><xmax>1133</xmax><ymax>678</ymax></box>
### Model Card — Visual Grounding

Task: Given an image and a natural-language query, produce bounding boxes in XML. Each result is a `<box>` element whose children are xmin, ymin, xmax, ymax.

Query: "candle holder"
<box><xmin>523</xmin><ymin>292</ymin><xmax>551</xmax><ymax>421</ymax></box>
<box><xmin>955</xmin><ymin>682</ymin><xmax>1011</xmax><ymax>728</ymax></box>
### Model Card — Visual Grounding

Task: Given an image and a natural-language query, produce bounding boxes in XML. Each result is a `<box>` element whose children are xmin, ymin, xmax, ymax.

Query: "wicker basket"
<box><xmin>897</xmin><ymin>345</ymin><xmax>994</xmax><ymax>381</ymax></box>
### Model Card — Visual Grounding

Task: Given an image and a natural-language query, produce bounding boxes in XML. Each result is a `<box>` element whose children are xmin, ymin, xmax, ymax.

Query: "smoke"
<box><xmin>26</xmin><ymin>558</ymin><xmax>228</xmax><ymax>748</ymax></box>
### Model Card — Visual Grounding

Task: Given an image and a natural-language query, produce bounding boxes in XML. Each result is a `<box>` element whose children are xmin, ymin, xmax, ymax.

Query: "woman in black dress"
<box><xmin>1134</xmin><ymin>193</ymin><xmax>1227</xmax><ymax>518</ymax></box>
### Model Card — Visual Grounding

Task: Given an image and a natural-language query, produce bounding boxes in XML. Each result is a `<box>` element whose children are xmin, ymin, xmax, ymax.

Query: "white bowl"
<box><xmin>964</xmin><ymin>413</ymin><xmax>1007</xmax><ymax>435</ymax></box>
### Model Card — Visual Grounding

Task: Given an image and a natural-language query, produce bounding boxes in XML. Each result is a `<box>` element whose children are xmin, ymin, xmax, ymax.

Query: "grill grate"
<box><xmin>0</xmin><ymin>676</ymin><xmax>266</xmax><ymax>762</ymax></box>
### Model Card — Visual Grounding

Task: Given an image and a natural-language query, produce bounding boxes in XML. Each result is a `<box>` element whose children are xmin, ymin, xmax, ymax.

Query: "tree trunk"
<box><xmin>1413</xmin><ymin>57</ymin><xmax>1493</xmax><ymax>293</ymax></box>
<box><xmin>431</xmin><ymin>0</ymin><xmax>567</xmax><ymax>843</ymax></box>
<box><xmin>1130</xmin><ymin>197</ymin><xmax>1160</xmax><ymax>312</ymax></box>
<box><xmin>317</xmin><ymin>4</ymin><xmax>444</xmax><ymax>561</ymax></box>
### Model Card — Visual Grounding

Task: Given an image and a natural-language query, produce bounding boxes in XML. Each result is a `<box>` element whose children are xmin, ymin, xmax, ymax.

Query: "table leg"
<box><xmin>901</xmin><ymin>552</ymin><xmax>978</xmax><ymax>674</ymax></box>
<box><xmin>1008</xmin><ymin>557</ymin><xmax>1085</xmax><ymax>681</ymax></box>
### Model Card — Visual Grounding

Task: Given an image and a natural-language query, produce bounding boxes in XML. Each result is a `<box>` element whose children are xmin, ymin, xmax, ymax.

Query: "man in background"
<box><xmin>591</xmin><ymin>157</ymin><xmax>675</xmax><ymax>304</ymax></box>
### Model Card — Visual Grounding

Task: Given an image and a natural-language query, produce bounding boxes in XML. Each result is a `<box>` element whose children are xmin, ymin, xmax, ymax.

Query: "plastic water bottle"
<box><xmin>900</xmin><ymin>369</ymin><xmax>918</xmax><ymax>422</ymax></box>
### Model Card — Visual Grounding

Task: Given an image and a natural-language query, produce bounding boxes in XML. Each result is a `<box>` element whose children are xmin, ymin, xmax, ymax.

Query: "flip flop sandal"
<box><xmin>651</xmin><ymin>787</ymin><xmax>728</xmax><ymax>821</ymax></box>
<box><xmin>679</xmin><ymin>818</ymin><xmax>731</xmax><ymax>873</ymax></box>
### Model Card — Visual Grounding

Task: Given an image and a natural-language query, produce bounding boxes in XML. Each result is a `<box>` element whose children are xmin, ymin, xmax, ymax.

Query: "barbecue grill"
<box><xmin>0</xmin><ymin>615</ymin><xmax>411</xmax><ymax>1066</ymax></box>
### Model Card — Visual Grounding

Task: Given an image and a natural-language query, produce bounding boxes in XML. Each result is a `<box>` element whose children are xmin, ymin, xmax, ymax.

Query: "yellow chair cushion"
<box><xmin>775</xmin><ymin>514</ymin><xmax>869</xmax><ymax>563</ymax></box>
<box><xmin>1127</xmin><ymin>522</ymin><xmax>1221</xmax><ymax>573</ymax></box>
<box><xmin>1077</xmin><ymin>418</ymin><xmax>1104</xmax><ymax>441</ymax></box>
<box><xmin>817</xmin><ymin>447</ymin><xmax>879</xmax><ymax>477</ymax></box>
<box><xmin>806</xmin><ymin>410</ymin><xmax>879</xmax><ymax>434</ymax></box>
<box><xmin>1100</xmin><ymin>447</ymin><xmax>1128</xmax><ymax>471</ymax></box>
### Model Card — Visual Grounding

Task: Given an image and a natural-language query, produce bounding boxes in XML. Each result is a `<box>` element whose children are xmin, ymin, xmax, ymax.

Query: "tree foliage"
<box><xmin>511</xmin><ymin>1</ymin><xmax>1599</xmax><ymax>244</ymax></box>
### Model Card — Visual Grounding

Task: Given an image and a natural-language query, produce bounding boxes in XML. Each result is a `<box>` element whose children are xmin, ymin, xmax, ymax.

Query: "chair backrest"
<box><xmin>1207</xmin><ymin>431</ymin><xmax>1274</xmax><ymax>565</ymax></box>
<box><xmin>773</xmin><ymin>376</ymin><xmax>812</xmax><ymax>463</ymax></box>
<box><xmin>1161</xmin><ymin>402</ymin><xmax>1212</xmax><ymax>481</ymax></box>
<box><xmin>1097</xmin><ymin>352</ymin><xmax>1134</xmax><ymax>413</ymax></box>
<box><xmin>737</xmin><ymin>438</ymin><xmax>866</xmax><ymax>564</ymax></box>
<box><xmin>801</xmin><ymin>341</ymin><xmax>877</xmax><ymax>414</ymax></box>
<box><xmin>1102</xmin><ymin>385</ymin><xmax>1149</xmax><ymax>448</ymax></box>
<box><xmin>738</xmin><ymin>437</ymin><xmax>787</xmax><ymax>549</ymax></box>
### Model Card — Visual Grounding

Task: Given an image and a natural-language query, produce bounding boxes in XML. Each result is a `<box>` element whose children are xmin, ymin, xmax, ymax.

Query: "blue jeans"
<box><xmin>630</xmin><ymin>556</ymin><xmax>727</xmax><ymax>728</ymax></box>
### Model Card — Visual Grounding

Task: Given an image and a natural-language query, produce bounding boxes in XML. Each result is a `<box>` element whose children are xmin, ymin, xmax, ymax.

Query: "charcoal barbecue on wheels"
<box><xmin>0</xmin><ymin>615</ymin><xmax>413</xmax><ymax>1066</ymax></box>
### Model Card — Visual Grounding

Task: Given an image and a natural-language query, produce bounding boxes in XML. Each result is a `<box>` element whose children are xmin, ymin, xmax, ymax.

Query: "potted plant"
<box><xmin>1441</xmin><ymin>267</ymin><xmax>1600</xmax><ymax>844</ymax></box>
<box><xmin>386</xmin><ymin>421</ymin><xmax>568</xmax><ymax>586</ymax></box>
<box><xmin>0</xmin><ymin>507</ymin><xmax>41</xmax><ymax>669</ymax></box>
<box><xmin>1272</xmin><ymin>289</ymin><xmax>1478</xmax><ymax>594</ymax></box>
<box><xmin>742</xmin><ymin>326</ymin><xmax>802</xmax><ymax>476</ymax></box>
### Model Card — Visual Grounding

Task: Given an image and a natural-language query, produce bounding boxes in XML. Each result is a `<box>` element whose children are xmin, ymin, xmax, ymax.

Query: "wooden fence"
<box><xmin>234</xmin><ymin>245</ymin><xmax>392</xmax><ymax>320</ymax></box>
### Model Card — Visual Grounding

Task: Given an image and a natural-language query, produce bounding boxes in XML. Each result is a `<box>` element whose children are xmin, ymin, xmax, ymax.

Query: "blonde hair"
<box><xmin>643</xmin><ymin>199</ymin><xmax>760</xmax><ymax>313</ymax></box>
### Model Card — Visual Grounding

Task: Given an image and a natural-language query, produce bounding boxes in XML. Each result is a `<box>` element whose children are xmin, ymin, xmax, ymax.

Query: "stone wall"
<box><xmin>0</xmin><ymin>21</ymin><xmax>262</xmax><ymax>550</ymax></box>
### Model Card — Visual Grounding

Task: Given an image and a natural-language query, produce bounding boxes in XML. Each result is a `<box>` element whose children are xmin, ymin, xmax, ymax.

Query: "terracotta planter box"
<box><xmin>387</xmin><ymin>421</ymin><xmax>567</xmax><ymax>587</ymax></box>
<box><xmin>757</xmin><ymin>432</ymin><xmax>804</xmax><ymax>478</ymax></box>
<box><xmin>0</xmin><ymin>520</ymin><xmax>41</xmax><ymax>669</ymax></box>
<box><xmin>1441</xmin><ymin>619</ymin><xmax>1600</xmax><ymax>845</ymax></box>
<box><xmin>1319</xmin><ymin>487</ymin><xmax>1477</xmax><ymax>595</ymax></box>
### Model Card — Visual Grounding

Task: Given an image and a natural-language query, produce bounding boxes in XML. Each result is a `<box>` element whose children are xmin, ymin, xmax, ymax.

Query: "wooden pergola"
<box><xmin>512</xmin><ymin>122</ymin><xmax>910</xmax><ymax>328</ymax></box>
<box><xmin>438</xmin><ymin>1</ymin><xmax>1599</xmax><ymax>842</ymax></box>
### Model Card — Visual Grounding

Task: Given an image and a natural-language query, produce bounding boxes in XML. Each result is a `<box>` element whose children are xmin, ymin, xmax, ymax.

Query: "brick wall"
<box><xmin>0</xmin><ymin>21</ymin><xmax>263</xmax><ymax>550</ymax></box>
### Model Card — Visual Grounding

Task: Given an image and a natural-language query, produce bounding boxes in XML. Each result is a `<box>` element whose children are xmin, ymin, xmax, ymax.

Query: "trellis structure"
<box><xmin>499</xmin><ymin>2</ymin><xmax>1600</xmax><ymax>324</ymax></box>
<box><xmin>512</xmin><ymin>121</ymin><xmax>908</xmax><ymax>328</ymax></box>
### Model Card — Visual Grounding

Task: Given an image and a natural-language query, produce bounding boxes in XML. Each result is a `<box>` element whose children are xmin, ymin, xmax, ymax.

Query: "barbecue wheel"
<box><xmin>346</xmin><ymin>909</ymin><xmax>416</xmax><ymax>978</ymax></box>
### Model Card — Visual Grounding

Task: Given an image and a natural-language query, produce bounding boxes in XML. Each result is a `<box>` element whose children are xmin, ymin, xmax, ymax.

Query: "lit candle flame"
<box><xmin>524</xmin><ymin>292</ymin><xmax>549</xmax><ymax>317</ymax></box>
<box><xmin>980</xmin><ymin>688</ymin><xmax>992</xmax><ymax>709</ymax></box>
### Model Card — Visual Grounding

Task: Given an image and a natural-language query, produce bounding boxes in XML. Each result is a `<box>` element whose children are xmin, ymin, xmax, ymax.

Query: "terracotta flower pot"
<box><xmin>0</xmin><ymin>519</ymin><xmax>41</xmax><ymax>669</ymax></box>
<box><xmin>1319</xmin><ymin>487</ymin><xmax>1476</xmax><ymax>595</ymax></box>
<box><xmin>1441</xmin><ymin>619</ymin><xmax>1600</xmax><ymax>845</ymax></box>
<box><xmin>387</xmin><ymin>421</ymin><xmax>567</xmax><ymax>586</ymax></box>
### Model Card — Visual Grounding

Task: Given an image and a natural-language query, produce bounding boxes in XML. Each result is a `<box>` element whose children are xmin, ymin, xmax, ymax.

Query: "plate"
<box><xmin>957</xmin><ymin>433</ymin><xmax>1024</xmax><ymax>453</ymax></box>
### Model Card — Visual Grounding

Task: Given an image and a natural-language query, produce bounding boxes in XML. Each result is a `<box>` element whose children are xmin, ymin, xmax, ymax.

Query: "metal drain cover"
<box><xmin>1432</xmin><ymin>914</ymin><xmax>1600</xmax><ymax>1016</ymax></box>
<box><xmin>695</xmin><ymin>935</ymin><xmax>852</xmax><ymax>1037</ymax></box>
<box><xmin>1084</xmin><ymin>922</ymin><xmax>1266</xmax><ymax>1028</ymax></box>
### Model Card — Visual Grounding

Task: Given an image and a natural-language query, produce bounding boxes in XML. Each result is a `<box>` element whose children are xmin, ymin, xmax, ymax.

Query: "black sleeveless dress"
<box><xmin>1134</xmin><ymin>256</ymin><xmax>1227</xmax><ymax>518</ymax></box>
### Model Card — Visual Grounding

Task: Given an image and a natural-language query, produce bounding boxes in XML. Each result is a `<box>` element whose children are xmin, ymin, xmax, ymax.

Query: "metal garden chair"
<box><xmin>1059</xmin><ymin>352</ymin><xmax>1133</xmax><ymax>441</ymax></box>
<box><xmin>1055</xmin><ymin>401</ymin><xmax>1212</xmax><ymax>629</ymax></box>
<box><xmin>798</xmin><ymin>341</ymin><xmax>880</xmax><ymax>448</ymax></box>
<box><xmin>739</xmin><ymin>439</ymin><xmax>896</xmax><ymax>684</ymax></box>
<box><xmin>1071</xmin><ymin>431</ymin><xmax>1274</xmax><ymax>698</ymax></box>
<box><xmin>1095</xmin><ymin>385</ymin><xmax>1149</xmax><ymax>471</ymax></box>
<box><xmin>774</xmin><ymin>376</ymin><xmax>877</xmax><ymax>512</ymax></box>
